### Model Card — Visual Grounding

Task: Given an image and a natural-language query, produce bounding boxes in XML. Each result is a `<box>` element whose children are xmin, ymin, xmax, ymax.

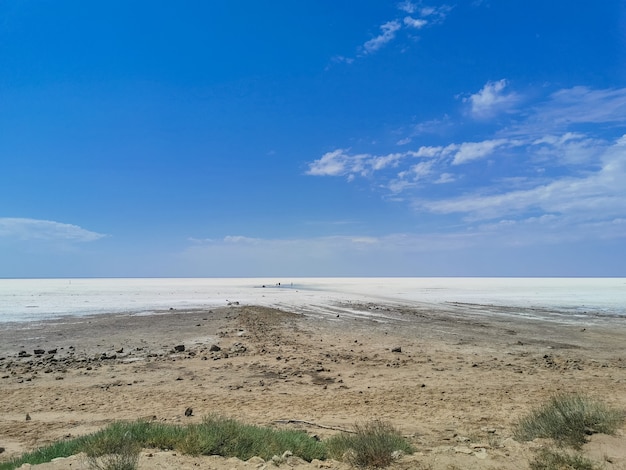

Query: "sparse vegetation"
<box><xmin>84</xmin><ymin>422</ymin><xmax>142</xmax><ymax>470</ymax></box>
<box><xmin>173</xmin><ymin>415</ymin><xmax>327</xmax><ymax>461</ymax></box>
<box><xmin>528</xmin><ymin>448</ymin><xmax>598</xmax><ymax>470</ymax></box>
<box><xmin>326</xmin><ymin>420</ymin><xmax>414</xmax><ymax>468</ymax></box>
<box><xmin>513</xmin><ymin>393</ymin><xmax>624</xmax><ymax>448</ymax></box>
<box><xmin>0</xmin><ymin>416</ymin><xmax>326</xmax><ymax>470</ymax></box>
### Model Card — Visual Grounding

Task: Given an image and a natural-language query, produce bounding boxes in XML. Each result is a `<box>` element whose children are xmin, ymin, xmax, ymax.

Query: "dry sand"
<box><xmin>1</xmin><ymin>302</ymin><xmax>625</xmax><ymax>469</ymax></box>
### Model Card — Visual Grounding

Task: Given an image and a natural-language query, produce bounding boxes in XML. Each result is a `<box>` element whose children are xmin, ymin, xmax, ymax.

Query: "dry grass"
<box><xmin>513</xmin><ymin>393</ymin><xmax>624</xmax><ymax>448</ymax></box>
<box><xmin>326</xmin><ymin>420</ymin><xmax>414</xmax><ymax>468</ymax></box>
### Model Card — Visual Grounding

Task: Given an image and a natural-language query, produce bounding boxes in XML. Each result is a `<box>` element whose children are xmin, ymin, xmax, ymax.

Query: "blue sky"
<box><xmin>1</xmin><ymin>1</ymin><xmax>625</xmax><ymax>277</ymax></box>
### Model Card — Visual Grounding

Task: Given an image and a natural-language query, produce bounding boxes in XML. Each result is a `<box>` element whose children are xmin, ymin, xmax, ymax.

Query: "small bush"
<box><xmin>187</xmin><ymin>415</ymin><xmax>326</xmax><ymax>461</ymax></box>
<box><xmin>84</xmin><ymin>423</ymin><xmax>142</xmax><ymax>470</ymax></box>
<box><xmin>513</xmin><ymin>393</ymin><xmax>624</xmax><ymax>448</ymax></box>
<box><xmin>529</xmin><ymin>448</ymin><xmax>598</xmax><ymax>470</ymax></box>
<box><xmin>326</xmin><ymin>420</ymin><xmax>414</xmax><ymax>468</ymax></box>
<box><xmin>86</xmin><ymin>448</ymin><xmax>140</xmax><ymax>470</ymax></box>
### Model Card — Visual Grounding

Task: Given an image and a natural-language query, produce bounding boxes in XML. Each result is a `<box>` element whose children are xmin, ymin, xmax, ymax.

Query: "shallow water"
<box><xmin>1</xmin><ymin>277</ymin><xmax>625</xmax><ymax>325</ymax></box>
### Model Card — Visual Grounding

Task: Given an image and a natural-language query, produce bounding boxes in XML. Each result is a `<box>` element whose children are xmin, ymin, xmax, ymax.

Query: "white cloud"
<box><xmin>305</xmin><ymin>149</ymin><xmax>362</xmax><ymax>177</ymax></box>
<box><xmin>306</xmin><ymin>149</ymin><xmax>415</xmax><ymax>179</ymax></box>
<box><xmin>452</xmin><ymin>138</ymin><xmax>511</xmax><ymax>165</ymax></box>
<box><xmin>510</xmin><ymin>87</ymin><xmax>626</xmax><ymax>137</ymax></box>
<box><xmin>339</xmin><ymin>2</ymin><xmax>451</xmax><ymax>61</ymax></box>
<box><xmin>465</xmin><ymin>79</ymin><xmax>519</xmax><ymax>118</ymax></box>
<box><xmin>418</xmin><ymin>5</ymin><xmax>452</xmax><ymax>22</ymax></box>
<box><xmin>403</xmin><ymin>16</ymin><xmax>427</xmax><ymax>29</ymax></box>
<box><xmin>410</xmin><ymin>160</ymin><xmax>435</xmax><ymax>178</ymax></box>
<box><xmin>435</xmin><ymin>173</ymin><xmax>455</xmax><ymax>184</ymax></box>
<box><xmin>397</xmin><ymin>1</ymin><xmax>418</xmax><ymax>14</ymax></box>
<box><xmin>363</xmin><ymin>20</ymin><xmax>402</xmax><ymax>54</ymax></box>
<box><xmin>307</xmin><ymin>138</ymin><xmax>518</xmax><ymax>189</ymax></box>
<box><xmin>413</xmin><ymin>145</ymin><xmax>449</xmax><ymax>158</ymax></box>
<box><xmin>306</xmin><ymin>86</ymin><xmax>626</xmax><ymax>252</ymax></box>
<box><xmin>370</xmin><ymin>152</ymin><xmax>405</xmax><ymax>170</ymax></box>
<box><xmin>544</xmin><ymin>87</ymin><xmax>626</xmax><ymax>125</ymax></box>
<box><xmin>531</xmin><ymin>133</ymin><xmax>604</xmax><ymax>165</ymax></box>
<box><xmin>418</xmin><ymin>135</ymin><xmax>626</xmax><ymax>222</ymax></box>
<box><xmin>0</xmin><ymin>218</ymin><xmax>106</xmax><ymax>242</ymax></box>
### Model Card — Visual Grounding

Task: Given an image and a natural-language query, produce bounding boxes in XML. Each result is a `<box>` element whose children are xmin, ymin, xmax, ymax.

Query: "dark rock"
<box><xmin>209</xmin><ymin>344</ymin><xmax>221</xmax><ymax>352</ymax></box>
<box><xmin>173</xmin><ymin>345</ymin><xmax>185</xmax><ymax>352</ymax></box>
<box><xmin>116</xmin><ymin>348</ymin><xmax>124</xmax><ymax>354</ymax></box>
<box><xmin>0</xmin><ymin>446</ymin><xmax>5</xmax><ymax>454</ymax></box>
<box><xmin>18</xmin><ymin>351</ymin><xmax>32</xmax><ymax>358</ymax></box>
<box><xmin>34</xmin><ymin>349</ymin><xmax>45</xmax><ymax>356</ymax></box>
<box><xmin>184</xmin><ymin>407</ymin><xmax>193</xmax><ymax>417</ymax></box>
<box><xmin>47</xmin><ymin>349</ymin><xmax>57</xmax><ymax>355</ymax></box>
<box><xmin>391</xmin><ymin>346</ymin><xmax>402</xmax><ymax>353</ymax></box>
<box><xmin>25</xmin><ymin>413</ymin><xmax>31</xmax><ymax>421</ymax></box>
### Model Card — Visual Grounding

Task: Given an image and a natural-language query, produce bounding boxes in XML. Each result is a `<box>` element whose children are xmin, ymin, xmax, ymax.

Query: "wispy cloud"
<box><xmin>396</xmin><ymin>116</ymin><xmax>452</xmax><ymax>145</ymax></box>
<box><xmin>511</xmin><ymin>87</ymin><xmax>626</xmax><ymax>138</ymax></box>
<box><xmin>397</xmin><ymin>1</ymin><xmax>418</xmax><ymax>14</ymax></box>
<box><xmin>362</xmin><ymin>20</ymin><xmax>402</xmax><ymax>54</ymax></box>
<box><xmin>306</xmin><ymin>137</ymin><xmax>520</xmax><ymax>181</ymax></box>
<box><xmin>451</xmin><ymin>138</ymin><xmax>517</xmax><ymax>165</ymax></box>
<box><xmin>418</xmin><ymin>138</ymin><xmax>626</xmax><ymax>221</ymax></box>
<box><xmin>398</xmin><ymin>1</ymin><xmax>452</xmax><ymax>21</ymax></box>
<box><xmin>307</xmin><ymin>85</ymin><xmax>626</xmax><ymax>245</ymax></box>
<box><xmin>403</xmin><ymin>16</ymin><xmax>427</xmax><ymax>29</ymax></box>
<box><xmin>306</xmin><ymin>149</ymin><xmax>412</xmax><ymax>179</ymax></box>
<box><xmin>180</xmin><ymin>213</ymin><xmax>624</xmax><ymax>277</ymax></box>
<box><xmin>0</xmin><ymin>218</ymin><xmax>107</xmax><ymax>242</ymax></box>
<box><xmin>542</xmin><ymin>87</ymin><xmax>626</xmax><ymax>125</ymax></box>
<box><xmin>332</xmin><ymin>2</ymin><xmax>451</xmax><ymax>63</ymax></box>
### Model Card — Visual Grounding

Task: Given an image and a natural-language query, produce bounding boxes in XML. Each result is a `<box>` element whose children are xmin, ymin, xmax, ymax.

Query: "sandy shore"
<box><xmin>1</xmin><ymin>302</ymin><xmax>626</xmax><ymax>469</ymax></box>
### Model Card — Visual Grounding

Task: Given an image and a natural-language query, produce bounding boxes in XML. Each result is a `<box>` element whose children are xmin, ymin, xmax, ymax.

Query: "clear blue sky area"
<box><xmin>1</xmin><ymin>1</ymin><xmax>625</xmax><ymax>277</ymax></box>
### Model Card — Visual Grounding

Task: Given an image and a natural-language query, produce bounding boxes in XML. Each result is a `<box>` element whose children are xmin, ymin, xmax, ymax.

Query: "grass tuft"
<box><xmin>326</xmin><ymin>420</ymin><xmax>414</xmax><ymax>468</ymax></box>
<box><xmin>0</xmin><ymin>416</ymin><xmax>326</xmax><ymax>470</ymax></box>
<box><xmin>528</xmin><ymin>448</ymin><xmax>598</xmax><ymax>470</ymax></box>
<box><xmin>513</xmin><ymin>393</ymin><xmax>624</xmax><ymax>448</ymax></box>
<box><xmin>84</xmin><ymin>422</ymin><xmax>142</xmax><ymax>470</ymax></box>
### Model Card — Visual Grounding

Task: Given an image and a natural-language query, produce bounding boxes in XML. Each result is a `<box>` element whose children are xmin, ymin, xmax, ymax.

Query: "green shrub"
<box><xmin>513</xmin><ymin>393</ymin><xmax>624</xmax><ymax>448</ymax></box>
<box><xmin>326</xmin><ymin>420</ymin><xmax>414</xmax><ymax>468</ymax></box>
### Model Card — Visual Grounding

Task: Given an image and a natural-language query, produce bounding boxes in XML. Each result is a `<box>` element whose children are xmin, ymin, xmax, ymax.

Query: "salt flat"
<box><xmin>1</xmin><ymin>277</ymin><xmax>625</xmax><ymax>324</ymax></box>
